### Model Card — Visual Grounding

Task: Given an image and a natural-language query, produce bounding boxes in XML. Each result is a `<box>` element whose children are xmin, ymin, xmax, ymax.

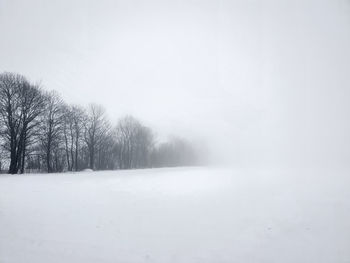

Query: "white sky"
<box><xmin>1</xmin><ymin>0</ymin><xmax>350</xmax><ymax>168</ymax></box>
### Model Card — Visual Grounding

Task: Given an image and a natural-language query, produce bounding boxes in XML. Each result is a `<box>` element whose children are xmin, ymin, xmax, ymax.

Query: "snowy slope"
<box><xmin>0</xmin><ymin>167</ymin><xmax>350</xmax><ymax>263</ymax></box>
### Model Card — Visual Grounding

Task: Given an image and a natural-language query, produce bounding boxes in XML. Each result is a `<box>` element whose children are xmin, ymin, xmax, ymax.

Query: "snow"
<box><xmin>82</xmin><ymin>169</ymin><xmax>94</xmax><ymax>172</ymax></box>
<box><xmin>0</xmin><ymin>167</ymin><xmax>350</xmax><ymax>262</ymax></box>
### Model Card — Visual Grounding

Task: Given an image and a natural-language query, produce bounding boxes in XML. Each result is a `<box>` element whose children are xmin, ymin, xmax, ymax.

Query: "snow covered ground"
<box><xmin>0</xmin><ymin>167</ymin><xmax>350</xmax><ymax>263</ymax></box>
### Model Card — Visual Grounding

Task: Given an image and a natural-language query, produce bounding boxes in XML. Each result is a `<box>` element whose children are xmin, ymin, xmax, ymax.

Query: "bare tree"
<box><xmin>62</xmin><ymin>106</ymin><xmax>75</xmax><ymax>171</ymax></box>
<box><xmin>95</xmin><ymin>128</ymin><xmax>117</xmax><ymax>170</ymax></box>
<box><xmin>61</xmin><ymin>105</ymin><xmax>86</xmax><ymax>171</ymax></box>
<box><xmin>39</xmin><ymin>91</ymin><xmax>64</xmax><ymax>173</ymax></box>
<box><xmin>18</xmin><ymin>82</ymin><xmax>45</xmax><ymax>174</ymax></box>
<box><xmin>0</xmin><ymin>72</ymin><xmax>44</xmax><ymax>174</ymax></box>
<box><xmin>71</xmin><ymin>106</ymin><xmax>85</xmax><ymax>171</ymax></box>
<box><xmin>83</xmin><ymin>104</ymin><xmax>109</xmax><ymax>170</ymax></box>
<box><xmin>133</xmin><ymin>125</ymin><xmax>154</xmax><ymax>168</ymax></box>
<box><xmin>0</xmin><ymin>73</ymin><xmax>24</xmax><ymax>174</ymax></box>
<box><xmin>115</xmin><ymin>116</ymin><xmax>154</xmax><ymax>169</ymax></box>
<box><xmin>116</xmin><ymin>116</ymin><xmax>138</xmax><ymax>169</ymax></box>
<box><xmin>151</xmin><ymin>137</ymin><xmax>196</xmax><ymax>168</ymax></box>
<box><xmin>1</xmin><ymin>72</ymin><xmax>196</xmax><ymax>174</ymax></box>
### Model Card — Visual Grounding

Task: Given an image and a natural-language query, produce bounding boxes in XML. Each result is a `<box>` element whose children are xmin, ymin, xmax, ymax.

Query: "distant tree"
<box><xmin>115</xmin><ymin>116</ymin><xmax>154</xmax><ymax>169</ymax></box>
<box><xmin>39</xmin><ymin>91</ymin><xmax>64</xmax><ymax>173</ymax></box>
<box><xmin>83</xmin><ymin>104</ymin><xmax>109</xmax><ymax>170</ymax></box>
<box><xmin>62</xmin><ymin>105</ymin><xmax>86</xmax><ymax>171</ymax></box>
<box><xmin>62</xmin><ymin>106</ymin><xmax>73</xmax><ymax>171</ymax></box>
<box><xmin>133</xmin><ymin>125</ymin><xmax>154</xmax><ymax>168</ymax></box>
<box><xmin>95</xmin><ymin>128</ymin><xmax>117</xmax><ymax>170</ymax></box>
<box><xmin>1</xmin><ymin>72</ymin><xmax>198</xmax><ymax>174</ymax></box>
<box><xmin>71</xmin><ymin>106</ymin><xmax>85</xmax><ymax>171</ymax></box>
<box><xmin>151</xmin><ymin>137</ymin><xmax>196</xmax><ymax>167</ymax></box>
<box><xmin>116</xmin><ymin>116</ymin><xmax>139</xmax><ymax>169</ymax></box>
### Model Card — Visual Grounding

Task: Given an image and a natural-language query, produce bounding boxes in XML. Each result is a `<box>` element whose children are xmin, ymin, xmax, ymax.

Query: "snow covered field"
<box><xmin>1</xmin><ymin>167</ymin><xmax>350</xmax><ymax>263</ymax></box>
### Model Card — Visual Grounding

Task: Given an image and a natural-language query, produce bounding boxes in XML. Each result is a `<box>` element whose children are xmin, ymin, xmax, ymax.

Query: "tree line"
<box><xmin>0</xmin><ymin>72</ymin><xmax>197</xmax><ymax>174</ymax></box>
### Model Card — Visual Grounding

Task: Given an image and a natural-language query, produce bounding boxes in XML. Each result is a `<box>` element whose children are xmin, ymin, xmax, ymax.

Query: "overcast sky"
<box><xmin>1</xmin><ymin>0</ymin><xmax>350</xmax><ymax>168</ymax></box>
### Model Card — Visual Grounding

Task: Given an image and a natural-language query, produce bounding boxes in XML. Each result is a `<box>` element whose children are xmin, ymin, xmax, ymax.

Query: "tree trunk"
<box><xmin>64</xmin><ymin>130</ymin><xmax>70</xmax><ymax>171</ymax></box>
<box><xmin>46</xmin><ymin>150</ymin><xmax>51</xmax><ymax>173</ymax></box>
<box><xmin>9</xmin><ymin>148</ymin><xmax>18</xmax><ymax>174</ymax></box>
<box><xmin>46</xmin><ymin>133</ymin><xmax>52</xmax><ymax>173</ymax></box>
<box><xmin>89</xmin><ymin>145</ymin><xmax>94</xmax><ymax>170</ymax></box>
<box><xmin>75</xmin><ymin>140</ymin><xmax>79</xmax><ymax>171</ymax></box>
<box><xmin>20</xmin><ymin>139</ymin><xmax>26</xmax><ymax>174</ymax></box>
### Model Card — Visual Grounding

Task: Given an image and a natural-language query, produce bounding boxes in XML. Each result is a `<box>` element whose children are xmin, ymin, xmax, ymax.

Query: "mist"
<box><xmin>2</xmin><ymin>1</ymin><xmax>350</xmax><ymax>262</ymax></box>
<box><xmin>1</xmin><ymin>0</ymin><xmax>350</xmax><ymax>169</ymax></box>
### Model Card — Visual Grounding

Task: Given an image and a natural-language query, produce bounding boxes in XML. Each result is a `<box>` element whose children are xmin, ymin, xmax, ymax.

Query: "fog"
<box><xmin>1</xmin><ymin>0</ymin><xmax>350</xmax><ymax>169</ymax></box>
